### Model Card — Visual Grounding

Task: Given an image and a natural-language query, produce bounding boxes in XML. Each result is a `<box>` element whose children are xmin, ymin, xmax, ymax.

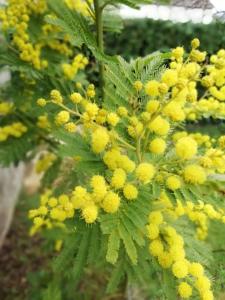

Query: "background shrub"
<box><xmin>105</xmin><ymin>19</ymin><xmax>225</xmax><ymax>59</ymax></box>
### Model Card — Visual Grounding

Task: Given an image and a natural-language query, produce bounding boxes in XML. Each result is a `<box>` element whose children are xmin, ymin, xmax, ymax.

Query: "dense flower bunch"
<box><xmin>29</xmin><ymin>190</ymin><xmax>74</xmax><ymax>235</ymax></box>
<box><xmin>0</xmin><ymin>122</ymin><xmax>27</xmax><ymax>142</ymax></box>
<box><xmin>0</xmin><ymin>101</ymin><xmax>13</xmax><ymax>115</ymax></box>
<box><xmin>62</xmin><ymin>54</ymin><xmax>89</xmax><ymax>80</ymax></box>
<box><xmin>29</xmin><ymin>40</ymin><xmax>225</xmax><ymax>299</ymax></box>
<box><xmin>0</xmin><ymin>0</ymin><xmax>90</xmax><ymax>70</ymax></box>
<box><xmin>170</xmin><ymin>39</ymin><xmax>225</xmax><ymax>121</ymax></box>
<box><xmin>147</xmin><ymin>209</ymin><xmax>212</xmax><ymax>299</ymax></box>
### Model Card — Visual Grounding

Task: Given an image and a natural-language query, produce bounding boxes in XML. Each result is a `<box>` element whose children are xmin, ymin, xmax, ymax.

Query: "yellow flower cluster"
<box><xmin>0</xmin><ymin>0</ymin><xmax>48</xmax><ymax>69</ymax></box>
<box><xmin>29</xmin><ymin>167</ymin><xmax>140</xmax><ymax>230</ymax></box>
<box><xmin>35</xmin><ymin>152</ymin><xmax>57</xmax><ymax>174</ymax></box>
<box><xmin>0</xmin><ymin>101</ymin><xmax>13</xmax><ymax>115</ymax></box>
<box><xmin>42</xmin><ymin>23</ymin><xmax>73</xmax><ymax>57</ymax></box>
<box><xmin>37</xmin><ymin>115</ymin><xmax>51</xmax><ymax>129</ymax></box>
<box><xmin>31</xmin><ymin>40</ymin><xmax>225</xmax><ymax>299</ymax></box>
<box><xmin>147</xmin><ymin>210</ymin><xmax>214</xmax><ymax>300</ymax></box>
<box><xmin>0</xmin><ymin>0</ymin><xmax>89</xmax><ymax>70</ymax></box>
<box><xmin>29</xmin><ymin>190</ymin><xmax>75</xmax><ymax>235</ymax></box>
<box><xmin>0</xmin><ymin>122</ymin><xmax>27</xmax><ymax>142</ymax></box>
<box><xmin>62</xmin><ymin>54</ymin><xmax>89</xmax><ymax>80</ymax></box>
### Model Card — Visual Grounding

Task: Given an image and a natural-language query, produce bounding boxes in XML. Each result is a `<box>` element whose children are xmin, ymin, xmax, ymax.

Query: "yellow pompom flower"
<box><xmin>91</xmin><ymin>175</ymin><xmax>105</xmax><ymax>187</ymax></box>
<box><xmin>50</xmin><ymin>208</ymin><xmax>67</xmax><ymax>222</ymax></box>
<box><xmin>195</xmin><ymin>276</ymin><xmax>211</xmax><ymax>292</ymax></box>
<box><xmin>0</xmin><ymin>102</ymin><xmax>13</xmax><ymax>115</ymax></box>
<box><xmin>146</xmin><ymin>223</ymin><xmax>159</xmax><ymax>240</ymax></box>
<box><xmin>123</xmin><ymin>183</ymin><xmax>138</xmax><ymax>200</ymax></box>
<box><xmin>50</xmin><ymin>89</ymin><xmax>63</xmax><ymax>104</ymax></box>
<box><xmin>119</xmin><ymin>155</ymin><xmax>136</xmax><ymax>173</ymax></box>
<box><xmin>135</xmin><ymin>163</ymin><xmax>155</xmax><ymax>184</ymax></box>
<box><xmin>71</xmin><ymin>186</ymin><xmax>87</xmax><ymax>209</ymax></box>
<box><xmin>107</xmin><ymin>112</ymin><xmax>119</xmax><ymax>126</ymax></box>
<box><xmin>82</xmin><ymin>204</ymin><xmax>98</xmax><ymax>223</ymax></box>
<box><xmin>128</xmin><ymin>122</ymin><xmax>143</xmax><ymax>138</ymax></box>
<box><xmin>91</xmin><ymin>127</ymin><xmax>109</xmax><ymax>153</ymax></box>
<box><xmin>161</xmin><ymin>69</ymin><xmax>178</xmax><ymax>87</ymax></box>
<box><xmin>117</xmin><ymin>106</ymin><xmax>128</xmax><ymax>117</ymax></box>
<box><xmin>166</xmin><ymin>176</ymin><xmax>181</xmax><ymax>191</ymax></box>
<box><xmin>146</xmin><ymin>100</ymin><xmax>160</xmax><ymax>114</ymax></box>
<box><xmin>70</xmin><ymin>92</ymin><xmax>82</xmax><ymax>104</ymax></box>
<box><xmin>148</xmin><ymin>116</ymin><xmax>170</xmax><ymax>136</ymax></box>
<box><xmin>145</xmin><ymin>80</ymin><xmax>160</xmax><ymax>97</ymax></box>
<box><xmin>102</xmin><ymin>191</ymin><xmax>120</xmax><ymax>213</ymax></box>
<box><xmin>33</xmin><ymin>217</ymin><xmax>44</xmax><ymax>226</ymax></box>
<box><xmin>176</xmin><ymin>137</ymin><xmax>198</xmax><ymax>159</ymax></box>
<box><xmin>85</xmin><ymin>103</ymin><xmax>99</xmax><ymax>117</ymax></box>
<box><xmin>172</xmin><ymin>260</ymin><xmax>189</xmax><ymax>278</ymax></box>
<box><xmin>201</xmin><ymin>290</ymin><xmax>214</xmax><ymax>300</ymax></box>
<box><xmin>184</xmin><ymin>165</ymin><xmax>206</xmax><ymax>184</ymax></box>
<box><xmin>148</xmin><ymin>211</ymin><xmax>163</xmax><ymax>225</ymax></box>
<box><xmin>58</xmin><ymin>194</ymin><xmax>69</xmax><ymax>206</ymax></box>
<box><xmin>37</xmin><ymin>98</ymin><xmax>46</xmax><ymax>107</ymax></box>
<box><xmin>191</xmin><ymin>38</ymin><xmax>200</xmax><ymax>49</ymax></box>
<box><xmin>103</xmin><ymin>149</ymin><xmax>121</xmax><ymax>170</ymax></box>
<box><xmin>91</xmin><ymin>175</ymin><xmax>107</xmax><ymax>202</ymax></box>
<box><xmin>64</xmin><ymin>122</ymin><xmax>76</xmax><ymax>132</ymax></box>
<box><xmin>178</xmin><ymin>282</ymin><xmax>192</xmax><ymax>299</ymax></box>
<box><xmin>111</xmin><ymin>168</ymin><xmax>126</xmax><ymax>189</ymax></box>
<box><xmin>158</xmin><ymin>252</ymin><xmax>173</xmax><ymax>268</ymax></box>
<box><xmin>159</xmin><ymin>83</ymin><xmax>169</xmax><ymax>94</ymax></box>
<box><xmin>38</xmin><ymin>206</ymin><xmax>48</xmax><ymax>215</ymax></box>
<box><xmin>133</xmin><ymin>80</ymin><xmax>143</xmax><ymax>91</ymax></box>
<box><xmin>55</xmin><ymin>111</ymin><xmax>70</xmax><ymax>125</ymax></box>
<box><xmin>149</xmin><ymin>138</ymin><xmax>166</xmax><ymax>154</ymax></box>
<box><xmin>48</xmin><ymin>197</ymin><xmax>58</xmax><ymax>208</ymax></box>
<box><xmin>163</xmin><ymin>101</ymin><xmax>185</xmax><ymax>122</ymax></box>
<box><xmin>149</xmin><ymin>239</ymin><xmax>164</xmax><ymax>257</ymax></box>
<box><xmin>169</xmin><ymin>245</ymin><xmax>185</xmax><ymax>261</ymax></box>
<box><xmin>189</xmin><ymin>262</ymin><xmax>204</xmax><ymax>277</ymax></box>
<box><xmin>172</xmin><ymin>47</ymin><xmax>184</xmax><ymax>60</ymax></box>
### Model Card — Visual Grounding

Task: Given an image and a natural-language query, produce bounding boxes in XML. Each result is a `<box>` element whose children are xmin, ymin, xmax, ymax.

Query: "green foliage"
<box><xmin>104</xmin><ymin>52</ymin><xmax>167</xmax><ymax>110</ymax></box>
<box><xmin>0</xmin><ymin>129</ymin><xmax>37</xmax><ymax>167</ymax></box>
<box><xmin>105</xmin><ymin>19</ymin><xmax>225</xmax><ymax>59</ymax></box>
<box><xmin>47</xmin><ymin>0</ymin><xmax>114</xmax><ymax>63</ymax></box>
<box><xmin>1</xmin><ymin>1</ymin><xmax>225</xmax><ymax>299</ymax></box>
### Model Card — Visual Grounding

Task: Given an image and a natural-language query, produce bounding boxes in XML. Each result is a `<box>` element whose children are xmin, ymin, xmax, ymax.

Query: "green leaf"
<box><xmin>106</xmin><ymin>228</ymin><xmax>121</xmax><ymax>264</ymax></box>
<box><xmin>52</xmin><ymin>233</ymin><xmax>79</xmax><ymax>273</ymax></box>
<box><xmin>103</xmin><ymin>11</ymin><xmax>124</xmax><ymax>33</ymax></box>
<box><xmin>87</xmin><ymin>223</ymin><xmax>101</xmax><ymax>264</ymax></box>
<box><xmin>42</xmin><ymin>281</ymin><xmax>62</xmax><ymax>300</ymax></box>
<box><xmin>121</xmin><ymin>213</ymin><xmax>145</xmax><ymax>246</ymax></box>
<box><xmin>162</xmin><ymin>270</ymin><xmax>177</xmax><ymax>300</ymax></box>
<box><xmin>47</xmin><ymin>0</ymin><xmax>115</xmax><ymax>63</ymax></box>
<box><xmin>106</xmin><ymin>259</ymin><xmax>125</xmax><ymax>294</ymax></box>
<box><xmin>118</xmin><ymin>221</ymin><xmax>137</xmax><ymax>265</ymax></box>
<box><xmin>71</xmin><ymin>228</ymin><xmax>91</xmax><ymax>283</ymax></box>
<box><xmin>0</xmin><ymin>131</ymin><xmax>36</xmax><ymax>167</ymax></box>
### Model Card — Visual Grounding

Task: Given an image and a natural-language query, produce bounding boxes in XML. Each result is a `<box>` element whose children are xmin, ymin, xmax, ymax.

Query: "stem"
<box><xmin>116</xmin><ymin>135</ymin><xmax>136</xmax><ymax>151</ymax></box>
<box><xmin>93</xmin><ymin>0</ymin><xmax>104</xmax><ymax>99</ymax></box>
<box><xmin>136</xmin><ymin>137</ymin><xmax>142</xmax><ymax>163</ymax></box>
<box><xmin>53</xmin><ymin>102</ymin><xmax>81</xmax><ymax>117</ymax></box>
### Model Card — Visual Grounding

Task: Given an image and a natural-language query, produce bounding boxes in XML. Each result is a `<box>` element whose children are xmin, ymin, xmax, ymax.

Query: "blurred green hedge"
<box><xmin>105</xmin><ymin>19</ymin><xmax>225</xmax><ymax>59</ymax></box>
